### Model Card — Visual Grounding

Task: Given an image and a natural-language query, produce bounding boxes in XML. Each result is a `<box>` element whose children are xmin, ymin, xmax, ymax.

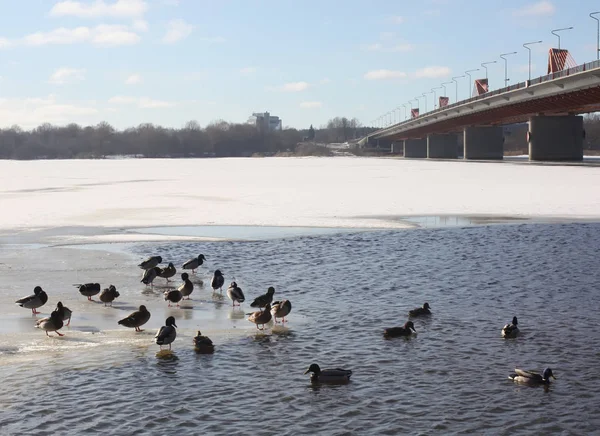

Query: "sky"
<box><xmin>0</xmin><ymin>0</ymin><xmax>599</xmax><ymax>130</ymax></box>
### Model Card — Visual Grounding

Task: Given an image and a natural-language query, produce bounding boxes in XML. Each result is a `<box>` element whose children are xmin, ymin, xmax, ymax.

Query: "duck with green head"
<box><xmin>509</xmin><ymin>368</ymin><xmax>556</xmax><ymax>385</ymax></box>
<box><xmin>501</xmin><ymin>316</ymin><xmax>519</xmax><ymax>338</ymax></box>
<box><xmin>383</xmin><ymin>321</ymin><xmax>416</xmax><ymax>338</ymax></box>
<box><xmin>304</xmin><ymin>364</ymin><xmax>352</xmax><ymax>383</ymax></box>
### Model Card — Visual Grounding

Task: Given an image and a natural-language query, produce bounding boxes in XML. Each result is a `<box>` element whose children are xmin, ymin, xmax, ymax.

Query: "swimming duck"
<box><xmin>75</xmin><ymin>283</ymin><xmax>101</xmax><ymax>301</ymax></box>
<box><xmin>164</xmin><ymin>288</ymin><xmax>183</xmax><ymax>307</ymax></box>
<box><xmin>304</xmin><ymin>363</ymin><xmax>352</xmax><ymax>383</ymax></box>
<box><xmin>509</xmin><ymin>368</ymin><xmax>556</xmax><ymax>385</ymax></box>
<box><xmin>271</xmin><ymin>299</ymin><xmax>292</xmax><ymax>323</ymax></box>
<box><xmin>211</xmin><ymin>270</ymin><xmax>225</xmax><ymax>292</ymax></box>
<box><xmin>15</xmin><ymin>286</ymin><xmax>48</xmax><ymax>314</ymax></box>
<box><xmin>383</xmin><ymin>321</ymin><xmax>417</xmax><ymax>338</ymax></box>
<box><xmin>250</xmin><ymin>287</ymin><xmax>275</xmax><ymax>310</ymax></box>
<box><xmin>247</xmin><ymin>303</ymin><xmax>272</xmax><ymax>330</ymax></box>
<box><xmin>35</xmin><ymin>310</ymin><xmax>64</xmax><ymax>337</ymax></box>
<box><xmin>99</xmin><ymin>285</ymin><xmax>120</xmax><ymax>306</ymax></box>
<box><xmin>409</xmin><ymin>302</ymin><xmax>431</xmax><ymax>317</ymax></box>
<box><xmin>118</xmin><ymin>305</ymin><xmax>151</xmax><ymax>332</ymax></box>
<box><xmin>501</xmin><ymin>316</ymin><xmax>519</xmax><ymax>338</ymax></box>
<box><xmin>178</xmin><ymin>273</ymin><xmax>194</xmax><ymax>300</ymax></box>
<box><xmin>226</xmin><ymin>281</ymin><xmax>245</xmax><ymax>306</ymax></box>
<box><xmin>193</xmin><ymin>330</ymin><xmax>215</xmax><ymax>353</ymax></box>
<box><xmin>138</xmin><ymin>255</ymin><xmax>162</xmax><ymax>270</ymax></box>
<box><xmin>54</xmin><ymin>301</ymin><xmax>72</xmax><ymax>326</ymax></box>
<box><xmin>182</xmin><ymin>254</ymin><xmax>206</xmax><ymax>273</ymax></box>
<box><xmin>158</xmin><ymin>263</ymin><xmax>177</xmax><ymax>282</ymax></box>
<box><xmin>156</xmin><ymin>316</ymin><xmax>177</xmax><ymax>350</ymax></box>
<box><xmin>141</xmin><ymin>267</ymin><xmax>161</xmax><ymax>287</ymax></box>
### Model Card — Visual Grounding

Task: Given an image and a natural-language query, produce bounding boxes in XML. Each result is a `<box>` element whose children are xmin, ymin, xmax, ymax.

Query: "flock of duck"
<box><xmin>14</xmin><ymin>255</ymin><xmax>554</xmax><ymax>385</ymax></box>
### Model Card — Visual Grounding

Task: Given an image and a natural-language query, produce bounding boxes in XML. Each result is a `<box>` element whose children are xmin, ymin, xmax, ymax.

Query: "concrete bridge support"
<box><xmin>427</xmin><ymin>134</ymin><xmax>458</xmax><ymax>159</ymax></box>
<box><xmin>528</xmin><ymin>115</ymin><xmax>583</xmax><ymax>161</ymax></box>
<box><xmin>391</xmin><ymin>142</ymin><xmax>403</xmax><ymax>154</ymax></box>
<box><xmin>403</xmin><ymin>139</ymin><xmax>427</xmax><ymax>158</ymax></box>
<box><xmin>463</xmin><ymin>126</ymin><xmax>504</xmax><ymax>160</ymax></box>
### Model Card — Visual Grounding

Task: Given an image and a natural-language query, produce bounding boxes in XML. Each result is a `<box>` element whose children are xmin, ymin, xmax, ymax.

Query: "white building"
<box><xmin>248</xmin><ymin>112</ymin><xmax>282</xmax><ymax>131</ymax></box>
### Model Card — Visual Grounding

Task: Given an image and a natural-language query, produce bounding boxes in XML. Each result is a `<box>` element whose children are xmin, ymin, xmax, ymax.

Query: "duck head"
<box><xmin>214</xmin><ymin>269</ymin><xmax>222</xmax><ymax>276</ymax></box>
<box><xmin>267</xmin><ymin>287</ymin><xmax>275</xmax><ymax>295</ymax></box>
<box><xmin>156</xmin><ymin>256</ymin><xmax>163</xmax><ymax>263</ymax></box>
<box><xmin>304</xmin><ymin>363</ymin><xmax>321</xmax><ymax>375</ymax></box>
<box><xmin>56</xmin><ymin>301</ymin><xmax>64</xmax><ymax>309</ymax></box>
<box><xmin>543</xmin><ymin>368</ymin><xmax>556</xmax><ymax>381</ymax></box>
<box><xmin>182</xmin><ymin>272</ymin><xmax>189</xmax><ymax>281</ymax></box>
<box><xmin>168</xmin><ymin>262</ymin><xmax>175</xmax><ymax>268</ymax></box>
<box><xmin>199</xmin><ymin>254</ymin><xmax>206</xmax><ymax>261</ymax></box>
<box><xmin>165</xmin><ymin>316</ymin><xmax>177</xmax><ymax>328</ymax></box>
<box><xmin>405</xmin><ymin>321</ymin><xmax>417</xmax><ymax>332</ymax></box>
<box><xmin>230</xmin><ymin>281</ymin><xmax>237</xmax><ymax>288</ymax></box>
<box><xmin>139</xmin><ymin>305</ymin><xmax>148</xmax><ymax>312</ymax></box>
<box><xmin>34</xmin><ymin>286</ymin><xmax>44</xmax><ymax>295</ymax></box>
<box><xmin>512</xmin><ymin>316</ymin><xmax>518</xmax><ymax>326</ymax></box>
<box><xmin>195</xmin><ymin>330</ymin><xmax>203</xmax><ymax>337</ymax></box>
<box><xmin>423</xmin><ymin>302</ymin><xmax>431</xmax><ymax>310</ymax></box>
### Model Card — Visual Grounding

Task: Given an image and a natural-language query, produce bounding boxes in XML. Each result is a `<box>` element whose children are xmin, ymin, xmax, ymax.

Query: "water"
<box><xmin>2</xmin><ymin>222</ymin><xmax>600</xmax><ymax>434</ymax></box>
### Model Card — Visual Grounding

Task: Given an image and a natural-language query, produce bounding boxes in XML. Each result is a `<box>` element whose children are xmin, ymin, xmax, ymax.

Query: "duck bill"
<box><xmin>303</xmin><ymin>369</ymin><xmax>310</xmax><ymax>375</ymax></box>
<box><xmin>551</xmin><ymin>375</ymin><xmax>557</xmax><ymax>380</ymax></box>
<box><xmin>411</xmin><ymin>328</ymin><xmax>417</xmax><ymax>333</ymax></box>
<box><xmin>173</xmin><ymin>323</ymin><xmax>178</xmax><ymax>328</ymax></box>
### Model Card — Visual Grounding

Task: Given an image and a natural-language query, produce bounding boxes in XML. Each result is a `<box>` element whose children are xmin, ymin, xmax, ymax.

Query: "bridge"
<box><xmin>363</xmin><ymin>53</ymin><xmax>600</xmax><ymax>161</ymax></box>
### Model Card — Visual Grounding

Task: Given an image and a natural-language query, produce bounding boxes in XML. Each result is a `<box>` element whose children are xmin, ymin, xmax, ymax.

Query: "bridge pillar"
<box><xmin>463</xmin><ymin>126</ymin><xmax>504</xmax><ymax>160</ymax></box>
<box><xmin>403</xmin><ymin>139</ymin><xmax>427</xmax><ymax>158</ymax></box>
<box><xmin>528</xmin><ymin>115</ymin><xmax>583</xmax><ymax>161</ymax></box>
<box><xmin>391</xmin><ymin>142</ymin><xmax>403</xmax><ymax>154</ymax></box>
<box><xmin>427</xmin><ymin>134</ymin><xmax>458</xmax><ymax>159</ymax></box>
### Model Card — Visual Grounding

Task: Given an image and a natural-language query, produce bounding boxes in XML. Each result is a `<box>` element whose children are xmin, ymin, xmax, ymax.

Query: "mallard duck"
<box><xmin>509</xmin><ymin>368</ymin><xmax>556</xmax><ymax>385</ymax></box>
<box><xmin>409</xmin><ymin>302</ymin><xmax>431</xmax><ymax>317</ymax></box>
<box><xmin>271</xmin><ymin>299</ymin><xmax>292</xmax><ymax>323</ymax></box>
<box><xmin>54</xmin><ymin>301</ymin><xmax>72</xmax><ymax>326</ymax></box>
<box><xmin>250</xmin><ymin>286</ymin><xmax>275</xmax><ymax>310</ymax></box>
<box><xmin>99</xmin><ymin>285</ymin><xmax>120</xmax><ymax>306</ymax></box>
<box><xmin>178</xmin><ymin>273</ymin><xmax>194</xmax><ymax>300</ymax></box>
<box><xmin>226</xmin><ymin>281</ymin><xmax>245</xmax><ymax>306</ymax></box>
<box><xmin>35</xmin><ymin>310</ymin><xmax>64</xmax><ymax>337</ymax></box>
<box><xmin>158</xmin><ymin>263</ymin><xmax>177</xmax><ymax>282</ymax></box>
<box><xmin>15</xmin><ymin>286</ymin><xmax>48</xmax><ymax>314</ymax></box>
<box><xmin>164</xmin><ymin>288</ymin><xmax>183</xmax><ymax>307</ymax></box>
<box><xmin>156</xmin><ymin>316</ymin><xmax>177</xmax><ymax>350</ymax></box>
<box><xmin>193</xmin><ymin>330</ymin><xmax>215</xmax><ymax>353</ymax></box>
<box><xmin>182</xmin><ymin>254</ymin><xmax>206</xmax><ymax>273</ymax></box>
<box><xmin>383</xmin><ymin>321</ymin><xmax>417</xmax><ymax>338</ymax></box>
<box><xmin>304</xmin><ymin>363</ymin><xmax>352</xmax><ymax>383</ymax></box>
<box><xmin>118</xmin><ymin>305</ymin><xmax>151</xmax><ymax>332</ymax></box>
<box><xmin>141</xmin><ymin>267</ymin><xmax>161</xmax><ymax>287</ymax></box>
<box><xmin>75</xmin><ymin>283</ymin><xmax>101</xmax><ymax>301</ymax></box>
<box><xmin>501</xmin><ymin>316</ymin><xmax>519</xmax><ymax>338</ymax></box>
<box><xmin>247</xmin><ymin>303</ymin><xmax>272</xmax><ymax>330</ymax></box>
<box><xmin>138</xmin><ymin>255</ymin><xmax>162</xmax><ymax>270</ymax></box>
<box><xmin>211</xmin><ymin>270</ymin><xmax>225</xmax><ymax>292</ymax></box>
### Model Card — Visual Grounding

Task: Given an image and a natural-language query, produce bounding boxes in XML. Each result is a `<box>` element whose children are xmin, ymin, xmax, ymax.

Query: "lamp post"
<box><xmin>452</xmin><ymin>75</ymin><xmax>465</xmax><ymax>103</ymax></box>
<box><xmin>591</xmin><ymin>13</ymin><xmax>600</xmax><ymax>60</ymax></box>
<box><xmin>441</xmin><ymin>81</ymin><xmax>453</xmax><ymax>98</ymax></box>
<box><xmin>420</xmin><ymin>93</ymin><xmax>428</xmax><ymax>113</ymax></box>
<box><xmin>413</xmin><ymin>98</ymin><xmax>420</xmax><ymax>112</ymax></box>
<box><xmin>481</xmin><ymin>61</ymin><xmax>497</xmax><ymax>80</ymax></box>
<box><xmin>551</xmin><ymin>27</ymin><xmax>573</xmax><ymax>49</ymax></box>
<box><xmin>464</xmin><ymin>69</ymin><xmax>479</xmax><ymax>99</ymax></box>
<box><xmin>431</xmin><ymin>86</ymin><xmax>443</xmax><ymax>109</ymax></box>
<box><xmin>523</xmin><ymin>40</ymin><xmax>542</xmax><ymax>80</ymax></box>
<box><xmin>499</xmin><ymin>52</ymin><xmax>517</xmax><ymax>87</ymax></box>
<box><xmin>403</xmin><ymin>103</ymin><xmax>410</xmax><ymax>120</ymax></box>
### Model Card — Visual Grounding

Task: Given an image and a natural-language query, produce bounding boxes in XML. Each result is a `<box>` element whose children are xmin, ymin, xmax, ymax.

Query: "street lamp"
<box><xmin>481</xmin><ymin>61</ymin><xmax>497</xmax><ymax>80</ymax></box>
<box><xmin>431</xmin><ymin>86</ymin><xmax>443</xmax><ymax>109</ymax></box>
<box><xmin>441</xmin><ymin>81</ymin><xmax>453</xmax><ymax>98</ymax></box>
<box><xmin>413</xmin><ymin>98</ymin><xmax>420</xmax><ymax>112</ymax></box>
<box><xmin>421</xmin><ymin>92</ymin><xmax>429</xmax><ymax>113</ymax></box>
<box><xmin>452</xmin><ymin>75</ymin><xmax>465</xmax><ymax>102</ymax></box>
<box><xmin>499</xmin><ymin>52</ymin><xmax>517</xmax><ymax>87</ymax></box>
<box><xmin>551</xmin><ymin>26</ymin><xmax>573</xmax><ymax>49</ymax></box>
<box><xmin>403</xmin><ymin>103</ymin><xmax>410</xmax><ymax>120</ymax></box>
<box><xmin>464</xmin><ymin>69</ymin><xmax>480</xmax><ymax>99</ymax></box>
<box><xmin>591</xmin><ymin>12</ymin><xmax>600</xmax><ymax>60</ymax></box>
<box><xmin>523</xmin><ymin>40</ymin><xmax>542</xmax><ymax>80</ymax></box>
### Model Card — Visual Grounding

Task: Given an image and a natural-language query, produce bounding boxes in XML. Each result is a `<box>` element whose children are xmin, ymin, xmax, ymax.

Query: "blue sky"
<box><xmin>0</xmin><ymin>0</ymin><xmax>599</xmax><ymax>130</ymax></box>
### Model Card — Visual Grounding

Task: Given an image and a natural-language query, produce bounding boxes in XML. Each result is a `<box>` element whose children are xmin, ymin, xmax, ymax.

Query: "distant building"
<box><xmin>248</xmin><ymin>112</ymin><xmax>282</xmax><ymax>131</ymax></box>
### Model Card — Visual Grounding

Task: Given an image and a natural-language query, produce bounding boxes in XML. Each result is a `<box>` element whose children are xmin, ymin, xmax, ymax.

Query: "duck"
<box><xmin>158</xmin><ymin>263</ymin><xmax>177</xmax><ymax>282</ymax></box>
<box><xmin>304</xmin><ymin>363</ymin><xmax>352</xmax><ymax>383</ymax></box>
<box><xmin>247</xmin><ymin>303</ymin><xmax>272</xmax><ymax>330</ymax></box>
<box><xmin>250</xmin><ymin>286</ymin><xmax>275</xmax><ymax>310</ymax></box>
<box><xmin>193</xmin><ymin>330</ymin><xmax>215</xmax><ymax>354</ymax></box>
<box><xmin>54</xmin><ymin>301</ymin><xmax>72</xmax><ymax>326</ymax></box>
<box><xmin>501</xmin><ymin>316</ymin><xmax>519</xmax><ymax>338</ymax></box>
<box><xmin>15</xmin><ymin>286</ymin><xmax>48</xmax><ymax>314</ymax></box>
<box><xmin>138</xmin><ymin>255</ymin><xmax>162</xmax><ymax>270</ymax></box>
<box><xmin>75</xmin><ymin>283</ymin><xmax>101</xmax><ymax>301</ymax></box>
<box><xmin>155</xmin><ymin>316</ymin><xmax>177</xmax><ymax>350</ymax></box>
<box><xmin>409</xmin><ymin>302</ymin><xmax>431</xmax><ymax>317</ymax></box>
<box><xmin>178</xmin><ymin>273</ymin><xmax>194</xmax><ymax>300</ymax></box>
<box><xmin>270</xmin><ymin>300</ymin><xmax>292</xmax><ymax>323</ymax></box>
<box><xmin>118</xmin><ymin>305</ymin><xmax>151</xmax><ymax>332</ymax></box>
<box><xmin>383</xmin><ymin>321</ymin><xmax>417</xmax><ymax>338</ymax></box>
<box><xmin>509</xmin><ymin>368</ymin><xmax>556</xmax><ymax>385</ymax></box>
<box><xmin>182</xmin><ymin>254</ymin><xmax>206</xmax><ymax>273</ymax></box>
<box><xmin>99</xmin><ymin>285</ymin><xmax>120</xmax><ymax>306</ymax></box>
<box><xmin>211</xmin><ymin>270</ymin><xmax>225</xmax><ymax>292</ymax></box>
<box><xmin>226</xmin><ymin>281</ymin><xmax>245</xmax><ymax>306</ymax></box>
<box><xmin>35</xmin><ymin>310</ymin><xmax>64</xmax><ymax>337</ymax></box>
<box><xmin>164</xmin><ymin>288</ymin><xmax>183</xmax><ymax>307</ymax></box>
<box><xmin>141</xmin><ymin>267</ymin><xmax>161</xmax><ymax>287</ymax></box>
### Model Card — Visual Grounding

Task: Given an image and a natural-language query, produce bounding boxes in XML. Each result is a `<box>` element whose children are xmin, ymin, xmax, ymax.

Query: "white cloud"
<box><xmin>513</xmin><ymin>1</ymin><xmax>555</xmax><ymax>17</ymax></box>
<box><xmin>278</xmin><ymin>81</ymin><xmax>310</xmax><ymax>92</ymax></box>
<box><xmin>125</xmin><ymin>73</ymin><xmax>142</xmax><ymax>84</ymax></box>
<box><xmin>0</xmin><ymin>95</ymin><xmax>98</xmax><ymax>128</ymax></box>
<box><xmin>300</xmin><ymin>101</ymin><xmax>322</xmax><ymax>109</ymax></box>
<box><xmin>163</xmin><ymin>19</ymin><xmax>193</xmax><ymax>43</ymax></box>
<box><xmin>50</xmin><ymin>0</ymin><xmax>148</xmax><ymax>18</ymax></box>
<box><xmin>0</xmin><ymin>37</ymin><xmax>12</xmax><ymax>49</ymax></box>
<box><xmin>48</xmin><ymin>67</ymin><xmax>86</xmax><ymax>85</ymax></box>
<box><xmin>240</xmin><ymin>66</ymin><xmax>257</xmax><ymax>74</ymax></box>
<box><xmin>388</xmin><ymin>15</ymin><xmax>404</xmax><ymax>24</ymax></box>
<box><xmin>364</xmin><ymin>69</ymin><xmax>407</xmax><ymax>80</ymax></box>
<box><xmin>361</xmin><ymin>42</ymin><xmax>413</xmax><ymax>52</ymax></box>
<box><xmin>414</xmin><ymin>66</ymin><xmax>451</xmax><ymax>78</ymax></box>
<box><xmin>92</xmin><ymin>24</ymin><xmax>140</xmax><ymax>46</ymax></box>
<box><xmin>132</xmin><ymin>19</ymin><xmax>149</xmax><ymax>32</ymax></box>
<box><xmin>108</xmin><ymin>95</ymin><xmax>176</xmax><ymax>108</ymax></box>
<box><xmin>20</xmin><ymin>25</ymin><xmax>140</xmax><ymax>47</ymax></box>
